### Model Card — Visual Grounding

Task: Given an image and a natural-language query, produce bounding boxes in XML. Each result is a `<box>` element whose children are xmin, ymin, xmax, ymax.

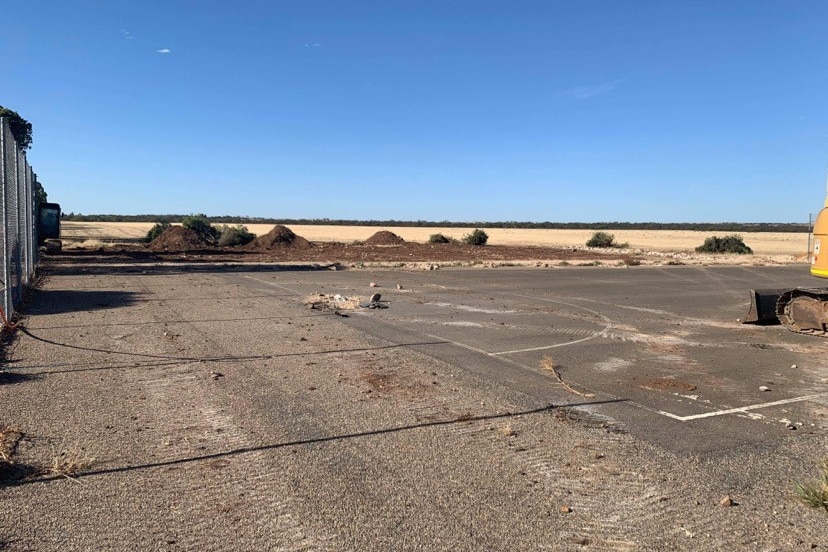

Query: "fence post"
<box><xmin>0</xmin><ymin>119</ymin><xmax>11</xmax><ymax>319</ymax></box>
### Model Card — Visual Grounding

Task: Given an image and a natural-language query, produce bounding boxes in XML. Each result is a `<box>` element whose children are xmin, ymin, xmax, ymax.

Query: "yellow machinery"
<box><xmin>745</xmin><ymin>187</ymin><xmax>828</xmax><ymax>335</ymax></box>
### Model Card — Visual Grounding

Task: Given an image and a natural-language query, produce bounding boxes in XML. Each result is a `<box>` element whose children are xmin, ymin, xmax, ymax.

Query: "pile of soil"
<box><xmin>365</xmin><ymin>231</ymin><xmax>405</xmax><ymax>245</ymax></box>
<box><xmin>246</xmin><ymin>225</ymin><xmax>312</xmax><ymax>250</ymax></box>
<box><xmin>148</xmin><ymin>226</ymin><xmax>209</xmax><ymax>251</ymax></box>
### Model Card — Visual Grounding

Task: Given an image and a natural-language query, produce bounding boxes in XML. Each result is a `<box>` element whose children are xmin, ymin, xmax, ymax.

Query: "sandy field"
<box><xmin>60</xmin><ymin>221</ymin><xmax>811</xmax><ymax>257</ymax></box>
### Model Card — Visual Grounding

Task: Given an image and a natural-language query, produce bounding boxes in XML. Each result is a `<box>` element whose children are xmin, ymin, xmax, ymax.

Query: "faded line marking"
<box><xmin>674</xmin><ymin>394</ymin><xmax>828</xmax><ymax>421</ymax></box>
<box><xmin>243</xmin><ymin>275</ymin><xmax>304</xmax><ymax>295</ymax></box>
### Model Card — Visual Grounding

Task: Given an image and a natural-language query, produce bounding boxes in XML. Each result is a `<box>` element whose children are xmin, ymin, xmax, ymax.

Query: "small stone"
<box><xmin>299</xmin><ymin>337</ymin><xmax>307</xmax><ymax>341</ymax></box>
<box><xmin>369</xmin><ymin>293</ymin><xmax>382</xmax><ymax>303</ymax></box>
<box><xmin>736</xmin><ymin>318</ymin><xmax>741</xmax><ymax>323</ymax></box>
<box><xmin>759</xmin><ymin>386</ymin><xmax>770</xmax><ymax>392</ymax></box>
<box><xmin>396</xmin><ymin>284</ymin><xmax>402</xmax><ymax>290</ymax></box>
<box><xmin>720</xmin><ymin>495</ymin><xmax>734</xmax><ymax>507</ymax></box>
<box><xmin>791</xmin><ymin>364</ymin><xmax>797</xmax><ymax>369</ymax></box>
<box><xmin>369</xmin><ymin>282</ymin><xmax>378</xmax><ymax>287</ymax></box>
<box><xmin>786</xmin><ymin>422</ymin><xmax>797</xmax><ymax>430</ymax></box>
<box><xmin>559</xmin><ymin>505</ymin><xmax>572</xmax><ymax>513</ymax></box>
<box><xmin>210</xmin><ymin>371</ymin><xmax>224</xmax><ymax>380</ymax></box>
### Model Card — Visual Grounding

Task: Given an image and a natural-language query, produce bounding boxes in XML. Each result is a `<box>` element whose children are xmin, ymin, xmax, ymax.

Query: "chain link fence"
<box><xmin>0</xmin><ymin>117</ymin><xmax>38</xmax><ymax>323</ymax></box>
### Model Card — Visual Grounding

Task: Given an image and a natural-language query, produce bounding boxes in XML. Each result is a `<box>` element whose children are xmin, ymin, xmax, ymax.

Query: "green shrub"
<box><xmin>428</xmin><ymin>233</ymin><xmax>452</xmax><ymax>244</ymax></box>
<box><xmin>695</xmin><ymin>234</ymin><xmax>753</xmax><ymax>254</ymax></box>
<box><xmin>462</xmin><ymin>229</ymin><xmax>489</xmax><ymax>246</ymax></box>
<box><xmin>182</xmin><ymin>214</ymin><xmax>220</xmax><ymax>244</ymax></box>
<box><xmin>586</xmin><ymin>231</ymin><xmax>616</xmax><ymax>248</ymax></box>
<box><xmin>146</xmin><ymin>222</ymin><xmax>170</xmax><ymax>242</ymax></box>
<box><xmin>217</xmin><ymin>225</ymin><xmax>256</xmax><ymax>247</ymax></box>
<box><xmin>795</xmin><ymin>459</ymin><xmax>828</xmax><ymax>513</ymax></box>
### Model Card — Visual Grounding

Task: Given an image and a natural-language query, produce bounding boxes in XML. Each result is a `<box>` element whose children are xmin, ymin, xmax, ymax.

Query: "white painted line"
<box><xmin>243</xmin><ymin>275</ymin><xmax>303</xmax><ymax>295</ymax></box>
<box><xmin>674</xmin><ymin>393</ymin><xmax>828</xmax><ymax>421</ymax></box>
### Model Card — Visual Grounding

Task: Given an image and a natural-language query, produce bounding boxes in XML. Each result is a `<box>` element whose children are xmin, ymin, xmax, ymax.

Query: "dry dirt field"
<box><xmin>61</xmin><ymin>221</ymin><xmax>810</xmax><ymax>257</ymax></box>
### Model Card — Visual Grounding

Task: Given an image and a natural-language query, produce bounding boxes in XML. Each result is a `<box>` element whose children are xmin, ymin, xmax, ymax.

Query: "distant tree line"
<box><xmin>58</xmin><ymin>213</ymin><xmax>811</xmax><ymax>233</ymax></box>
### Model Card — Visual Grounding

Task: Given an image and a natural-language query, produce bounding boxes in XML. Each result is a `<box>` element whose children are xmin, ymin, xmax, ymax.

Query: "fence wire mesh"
<box><xmin>0</xmin><ymin>117</ymin><xmax>39</xmax><ymax>323</ymax></box>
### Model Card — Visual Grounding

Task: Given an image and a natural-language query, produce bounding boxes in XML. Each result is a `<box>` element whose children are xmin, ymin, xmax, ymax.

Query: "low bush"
<box><xmin>218</xmin><ymin>225</ymin><xmax>256</xmax><ymax>247</ymax></box>
<box><xmin>462</xmin><ymin>229</ymin><xmax>489</xmax><ymax>246</ymax></box>
<box><xmin>146</xmin><ymin>222</ymin><xmax>170</xmax><ymax>242</ymax></box>
<box><xmin>182</xmin><ymin>214</ymin><xmax>220</xmax><ymax>244</ymax></box>
<box><xmin>428</xmin><ymin>233</ymin><xmax>452</xmax><ymax>244</ymax></box>
<box><xmin>695</xmin><ymin>234</ymin><xmax>753</xmax><ymax>254</ymax></box>
<box><xmin>586</xmin><ymin>231</ymin><xmax>616</xmax><ymax>248</ymax></box>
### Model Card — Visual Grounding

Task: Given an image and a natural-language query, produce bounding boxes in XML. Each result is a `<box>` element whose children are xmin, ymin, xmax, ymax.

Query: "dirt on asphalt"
<box><xmin>0</xmin><ymin>254</ymin><xmax>824</xmax><ymax>550</ymax></box>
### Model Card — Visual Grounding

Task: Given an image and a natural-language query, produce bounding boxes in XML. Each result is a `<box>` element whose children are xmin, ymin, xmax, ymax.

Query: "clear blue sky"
<box><xmin>2</xmin><ymin>1</ymin><xmax>827</xmax><ymax>222</ymax></box>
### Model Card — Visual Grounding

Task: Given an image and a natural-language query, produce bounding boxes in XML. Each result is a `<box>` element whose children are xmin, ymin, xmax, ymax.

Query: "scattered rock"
<box><xmin>210</xmin><ymin>371</ymin><xmax>224</xmax><ymax>380</ymax></box>
<box><xmin>369</xmin><ymin>282</ymin><xmax>378</xmax><ymax>287</ymax></box>
<box><xmin>559</xmin><ymin>505</ymin><xmax>572</xmax><ymax>513</ymax></box>
<box><xmin>568</xmin><ymin>536</ymin><xmax>590</xmax><ymax>546</ymax></box>
<box><xmin>759</xmin><ymin>386</ymin><xmax>771</xmax><ymax>392</ymax></box>
<box><xmin>369</xmin><ymin>293</ymin><xmax>382</xmax><ymax>303</ymax></box>
<box><xmin>786</xmin><ymin>422</ymin><xmax>797</xmax><ymax>430</ymax></box>
<box><xmin>396</xmin><ymin>284</ymin><xmax>403</xmax><ymax>290</ymax></box>
<box><xmin>720</xmin><ymin>495</ymin><xmax>734</xmax><ymax>507</ymax></box>
<box><xmin>791</xmin><ymin>364</ymin><xmax>797</xmax><ymax>369</ymax></box>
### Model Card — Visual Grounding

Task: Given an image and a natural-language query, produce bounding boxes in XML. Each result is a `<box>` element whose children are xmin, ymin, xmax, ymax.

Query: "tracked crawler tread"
<box><xmin>775</xmin><ymin>287</ymin><xmax>828</xmax><ymax>337</ymax></box>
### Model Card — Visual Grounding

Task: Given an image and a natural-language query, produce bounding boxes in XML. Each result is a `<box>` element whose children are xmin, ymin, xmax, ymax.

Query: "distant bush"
<box><xmin>462</xmin><ymin>229</ymin><xmax>489</xmax><ymax>246</ymax></box>
<box><xmin>585</xmin><ymin>231</ymin><xmax>629</xmax><ymax>249</ymax></box>
<box><xmin>146</xmin><ymin>222</ymin><xmax>170</xmax><ymax>242</ymax></box>
<box><xmin>428</xmin><ymin>233</ymin><xmax>452</xmax><ymax>244</ymax></box>
<box><xmin>218</xmin><ymin>225</ymin><xmax>256</xmax><ymax>247</ymax></box>
<box><xmin>695</xmin><ymin>234</ymin><xmax>753</xmax><ymax>254</ymax></box>
<box><xmin>586</xmin><ymin>231</ymin><xmax>616</xmax><ymax>248</ymax></box>
<box><xmin>182</xmin><ymin>214</ymin><xmax>220</xmax><ymax>244</ymax></box>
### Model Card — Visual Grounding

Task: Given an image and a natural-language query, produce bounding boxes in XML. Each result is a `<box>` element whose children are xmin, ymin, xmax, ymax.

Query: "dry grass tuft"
<box><xmin>795</xmin><ymin>459</ymin><xmax>828</xmax><ymax>513</ymax></box>
<box><xmin>48</xmin><ymin>440</ymin><xmax>96</xmax><ymax>481</ymax></box>
<box><xmin>541</xmin><ymin>355</ymin><xmax>595</xmax><ymax>398</ymax></box>
<box><xmin>499</xmin><ymin>423</ymin><xmax>517</xmax><ymax>437</ymax></box>
<box><xmin>0</xmin><ymin>425</ymin><xmax>22</xmax><ymax>464</ymax></box>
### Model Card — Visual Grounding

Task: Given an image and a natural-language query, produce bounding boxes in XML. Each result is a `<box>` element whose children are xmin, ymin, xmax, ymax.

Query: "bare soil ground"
<box><xmin>59</xmin><ymin>222</ymin><xmax>806</xmax><ymax>268</ymax></box>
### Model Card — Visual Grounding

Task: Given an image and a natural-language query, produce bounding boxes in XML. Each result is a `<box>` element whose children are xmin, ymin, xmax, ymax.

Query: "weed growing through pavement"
<box><xmin>48</xmin><ymin>440</ymin><xmax>96</xmax><ymax>482</ymax></box>
<box><xmin>795</xmin><ymin>459</ymin><xmax>828</xmax><ymax>513</ymax></box>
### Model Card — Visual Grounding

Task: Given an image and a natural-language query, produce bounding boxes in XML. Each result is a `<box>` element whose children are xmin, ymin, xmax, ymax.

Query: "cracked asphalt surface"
<box><xmin>0</xmin><ymin>260</ymin><xmax>825</xmax><ymax>551</ymax></box>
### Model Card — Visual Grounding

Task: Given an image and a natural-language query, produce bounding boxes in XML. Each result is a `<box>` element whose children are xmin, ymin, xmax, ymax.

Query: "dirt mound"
<box><xmin>246</xmin><ymin>225</ymin><xmax>312</xmax><ymax>250</ymax></box>
<box><xmin>365</xmin><ymin>231</ymin><xmax>405</xmax><ymax>245</ymax></box>
<box><xmin>149</xmin><ymin>226</ymin><xmax>209</xmax><ymax>251</ymax></box>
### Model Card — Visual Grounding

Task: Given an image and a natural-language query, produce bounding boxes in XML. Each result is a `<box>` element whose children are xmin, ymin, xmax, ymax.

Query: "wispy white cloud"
<box><xmin>156</xmin><ymin>48</ymin><xmax>171</xmax><ymax>54</ymax></box>
<box><xmin>121</xmin><ymin>29</ymin><xmax>134</xmax><ymax>40</ymax></box>
<box><xmin>304</xmin><ymin>43</ymin><xmax>323</xmax><ymax>48</ymax></box>
<box><xmin>564</xmin><ymin>79</ymin><xmax>625</xmax><ymax>100</ymax></box>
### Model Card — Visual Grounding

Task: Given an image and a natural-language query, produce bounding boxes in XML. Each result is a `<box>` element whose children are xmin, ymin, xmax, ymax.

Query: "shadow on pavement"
<box><xmin>24</xmin><ymin>289</ymin><xmax>143</xmax><ymax>316</ymax></box>
<box><xmin>5</xmin><ymin>399</ymin><xmax>625</xmax><ymax>487</ymax></box>
<box><xmin>41</xmin><ymin>257</ymin><xmax>344</xmax><ymax>277</ymax></box>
